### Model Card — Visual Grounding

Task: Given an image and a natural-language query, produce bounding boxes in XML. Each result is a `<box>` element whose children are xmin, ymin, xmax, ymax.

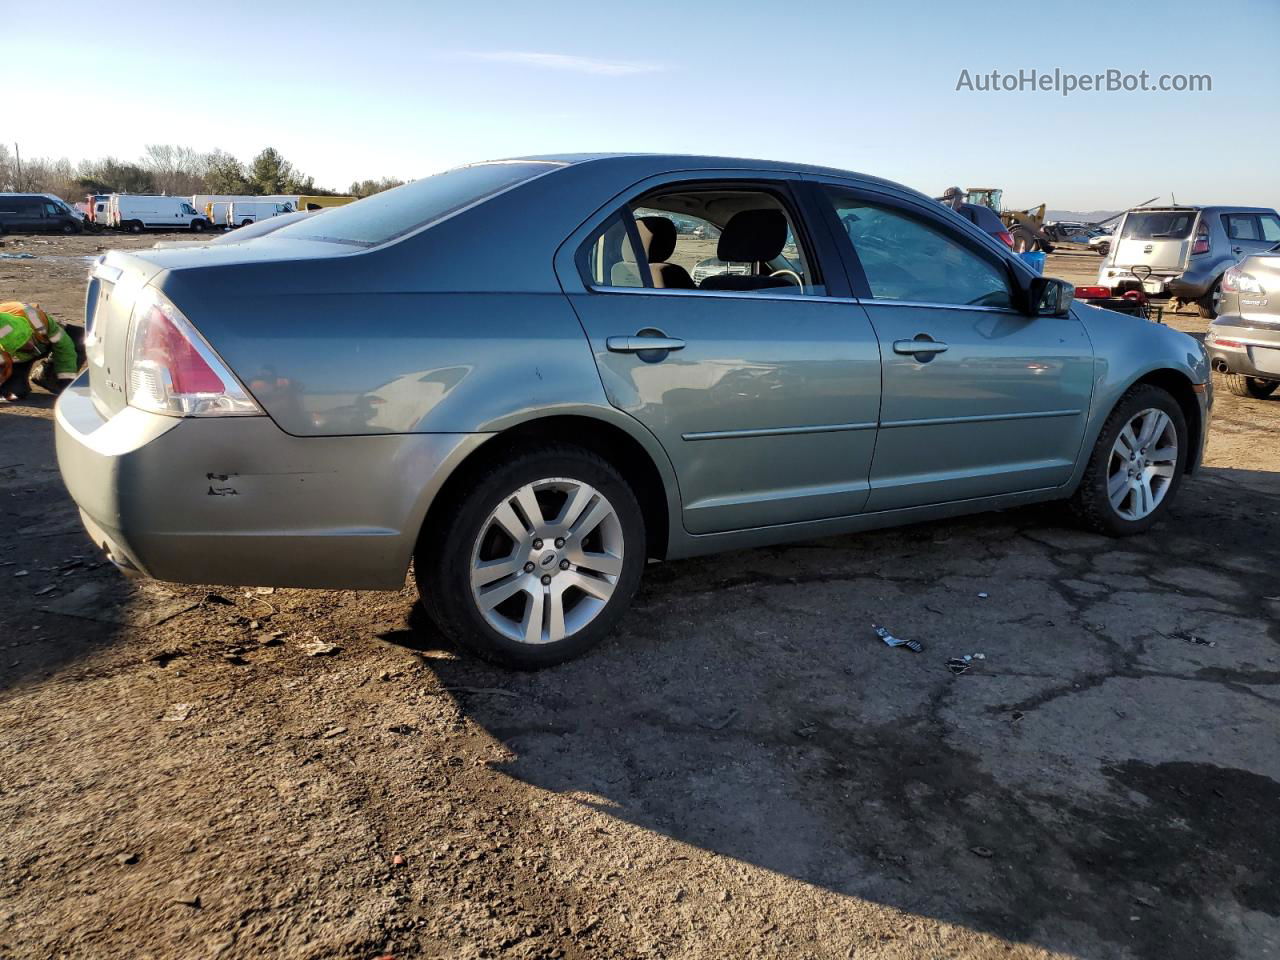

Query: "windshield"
<box><xmin>273</xmin><ymin>161</ymin><xmax>562</xmax><ymax>246</ymax></box>
<box><xmin>1121</xmin><ymin>211</ymin><xmax>1196</xmax><ymax>240</ymax></box>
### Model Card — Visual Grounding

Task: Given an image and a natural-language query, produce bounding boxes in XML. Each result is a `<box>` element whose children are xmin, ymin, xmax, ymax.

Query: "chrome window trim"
<box><xmin>682</xmin><ymin>421</ymin><xmax>878</xmax><ymax>441</ymax></box>
<box><xmin>582</xmin><ymin>284</ymin><xmax>1024</xmax><ymax>314</ymax></box>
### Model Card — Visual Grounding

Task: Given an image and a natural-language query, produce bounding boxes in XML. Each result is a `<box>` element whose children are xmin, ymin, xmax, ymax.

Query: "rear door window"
<box><xmin>1260</xmin><ymin>214</ymin><xmax>1280</xmax><ymax>243</ymax></box>
<box><xmin>1223</xmin><ymin>213</ymin><xmax>1261</xmax><ymax>241</ymax></box>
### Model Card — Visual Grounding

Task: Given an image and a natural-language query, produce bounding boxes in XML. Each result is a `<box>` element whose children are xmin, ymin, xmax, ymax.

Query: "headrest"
<box><xmin>717</xmin><ymin>209</ymin><xmax>788</xmax><ymax>263</ymax></box>
<box><xmin>635</xmin><ymin>216</ymin><xmax>677</xmax><ymax>263</ymax></box>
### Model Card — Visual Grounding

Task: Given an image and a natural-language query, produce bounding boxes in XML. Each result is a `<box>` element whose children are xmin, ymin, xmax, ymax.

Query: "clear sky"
<box><xmin>7</xmin><ymin>0</ymin><xmax>1278</xmax><ymax>210</ymax></box>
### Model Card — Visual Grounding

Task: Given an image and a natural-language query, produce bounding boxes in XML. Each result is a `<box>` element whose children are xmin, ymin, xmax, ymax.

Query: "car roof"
<box><xmin>1127</xmin><ymin>205</ymin><xmax>1276</xmax><ymax>214</ymax></box>
<box><xmin>510</xmin><ymin>152</ymin><xmax>911</xmax><ymax>191</ymax></box>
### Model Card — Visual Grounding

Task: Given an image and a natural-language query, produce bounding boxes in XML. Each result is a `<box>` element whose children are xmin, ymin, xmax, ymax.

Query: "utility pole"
<box><xmin>13</xmin><ymin>142</ymin><xmax>23</xmax><ymax>191</ymax></box>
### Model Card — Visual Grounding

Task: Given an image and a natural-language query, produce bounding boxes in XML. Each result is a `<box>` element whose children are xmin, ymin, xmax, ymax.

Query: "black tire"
<box><xmin>1069</xmin><ymin>384</ymin><xmax>1188</xmax><ymax>536</ymax></box>
<box><xmin>415</xmin><ymin>445</ymin><xmax>646</xmax><ymax>668</ymax></box>
<box><xmin>1196</xmin><ymin>281</ymin><xmax>1219</xmax><ymax>319</ymax></box>
<box><xmin>1095</xmin><ymin>242</ymin><xmax>1110</xmax><ymax>256</ymax></box>
<box><xmin>1223</xmin><ymin>373</ymin><xmax>1278</xmax><ymax>399</ymax></box>
<box><xmin>240</xmin><ymin>219</ymin><xmax>252</xmax><ymax>227</ymax></box>
<box><xmin>61</xmin><ymin>223</ymin><xmax>76</xmax><ymax>235</ymax></box>
<box><xmin>191</xmin><ymin>220</ymin><xmax>206</xmax><ymax>233</ymax></box>
<box><xmin>128</xmin><ymin>221</ymin><xmax>142</xmax><ymax>234</ymax></box>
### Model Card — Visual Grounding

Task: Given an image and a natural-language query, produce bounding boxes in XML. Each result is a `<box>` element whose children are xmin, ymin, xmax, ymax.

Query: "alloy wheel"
<box><xmin>1107</xmin><ymin>408</ymin><xmax>1178</xmax><ymax>521</ymax></box>
<box><xmin>470</xmin><ymin>477</ymin><xmax>624</xmax><ymax>645</ymax></box>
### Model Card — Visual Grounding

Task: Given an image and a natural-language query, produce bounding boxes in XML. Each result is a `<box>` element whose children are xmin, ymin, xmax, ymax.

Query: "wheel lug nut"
<box><xmin>524</xmin><ymin>562</ymin><xmax>535</xmax><ymax>573</ymax></box>
<box><xmin>532</xmin><ymin>539</ymin><xmax>543</xmax><ymax>550</ymax></box>
<box><xmin>555</xmin><ymin>538</ymin><xmax>565</xmax><ymax>548</ymax></box>
<box><xmin>560</xmin><ymin>559</ymin><xmax>570</xmax><ymax>570</ymax></box>
<box><xmin>541</xmin><ymin>574</ymin><xmax>552</xmax><ymax>585</ymax></box>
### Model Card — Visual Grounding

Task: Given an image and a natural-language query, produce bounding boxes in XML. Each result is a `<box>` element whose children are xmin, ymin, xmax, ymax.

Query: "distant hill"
<box><xmin>1046</xmin><ymin>209</ymin><xmax>1122</xmax><ymax>224</ymax></box>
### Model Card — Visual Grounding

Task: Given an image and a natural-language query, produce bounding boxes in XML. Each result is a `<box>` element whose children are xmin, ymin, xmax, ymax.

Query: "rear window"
<box><xmin>274</xmin><ymin>161</ymin><xmax>561</xmax><ymax>246</ymax></box>
<box><xmin>1121</xmin><ymin>211</ymin><xmax>1195</xmax><ymax>240</ymax></box>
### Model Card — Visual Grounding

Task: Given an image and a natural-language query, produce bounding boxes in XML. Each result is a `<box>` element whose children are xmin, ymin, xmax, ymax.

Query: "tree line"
<box><xmin>0</xmin><ymin>143</ymin><xmax>406</xmax><ymax>200</ymax></box>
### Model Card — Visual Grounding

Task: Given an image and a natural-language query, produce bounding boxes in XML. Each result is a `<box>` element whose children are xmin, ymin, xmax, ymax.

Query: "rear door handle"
<box><xmin>607</xmin><ymin>336</ymin><xmax>686</xmax><ymax>353</ymax></box>
<box><xmin>893</xmin><ymin>338</ymin><xmax>948</xmax><ymax>355</ymax></box>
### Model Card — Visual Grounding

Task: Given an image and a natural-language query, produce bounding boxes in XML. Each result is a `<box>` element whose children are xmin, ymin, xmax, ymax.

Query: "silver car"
<box><xmin>1098</xmin><ymin>205</ymin><xmax>1280</xmax><ymax>316</ymax></box>
<box><xmin>55</xmin><ymin>154</ymin><xmax>1211</xmax><ymax>667</ymax></box>
<box><xmin>1205</xmin><ymin>245</ymin><xmax>1280</xmax><ymax>399</ymax></box>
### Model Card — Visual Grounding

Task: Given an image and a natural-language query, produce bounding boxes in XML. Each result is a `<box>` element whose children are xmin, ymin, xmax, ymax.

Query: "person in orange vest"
<box><xmin>0</xmin><ymin>301</ymin><xmax>84</xmax><ymax>401</ymax></box>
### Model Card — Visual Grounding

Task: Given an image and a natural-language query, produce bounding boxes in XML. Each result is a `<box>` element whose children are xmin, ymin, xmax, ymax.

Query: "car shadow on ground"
<box><xmin>415</xmin><ymin>466</ymin><xmax>1280</xmax><ymax>960</ymax></box>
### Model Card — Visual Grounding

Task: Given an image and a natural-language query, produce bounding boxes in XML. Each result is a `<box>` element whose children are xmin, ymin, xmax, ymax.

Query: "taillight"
<box><xmin>1212</xmin><ymin>337</ymin><xmax>1244</xmax><ymax>348</ymax></box>
<box><xmin>1192</xmin><ymin>235</ymin><xmax>1210</xmax><ymax>255</ymax></box>
<box><xmin>1074</xmin><ymin>285</ymin><xmax>1111</xmax><ymax>299</ymax></box>
<box><xmin>1221</xmin><ymin>266</ymin><xmax>1264</xmax><ymax>295</ymax></box>
<box><xmin>997</xmin><ymin>230</ymin><xmax>1013</xmax><ymax>247</ymax></box>
<box><xmin>126</xmin><ymin>287</ymin><xmax>262</xmax><ymax>417</ymax></box>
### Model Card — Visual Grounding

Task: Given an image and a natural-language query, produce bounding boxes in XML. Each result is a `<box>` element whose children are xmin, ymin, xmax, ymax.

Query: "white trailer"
<box><xmin>110</xmin><ymin>195</ymin><xmax>210</xmax><ymax>233</ymax></box>
<box><xmin>227</xmin><ymin>199</ymin><xmax>295</xmax><ymax>227</ymax></box>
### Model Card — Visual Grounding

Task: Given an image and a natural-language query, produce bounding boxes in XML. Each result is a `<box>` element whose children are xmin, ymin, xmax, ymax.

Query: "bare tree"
<box><xmin>141</xmin><ymin>144</ymin><xmax>212</xmax><ymax>195</ymax></box>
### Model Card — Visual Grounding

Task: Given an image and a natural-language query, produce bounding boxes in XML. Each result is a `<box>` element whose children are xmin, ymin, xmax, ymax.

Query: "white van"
<box><xmin>227</xmin><ymin>200</ymin><xmax>294</xmax><ymax>227</ymax></box>
<box><xmin>110</xmin><ymin>195</ymin><xmax>211</xmax><ymax>233</ymax></box>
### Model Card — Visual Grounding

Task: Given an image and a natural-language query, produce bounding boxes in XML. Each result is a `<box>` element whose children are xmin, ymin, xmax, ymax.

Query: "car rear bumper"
<box><xmin>1096</xmin><ymin>264</ymin><xmax>1216</xmax><ymax>300</ymax></box>
<box><xmin>1205</xmin><ymin>318</ymin><xmax>1280</xmax><ymax>381</ymax></box>
<box><xmin>54</xmin><ymin>379</ymin><xmax>487</xmax><ymax>590</ymax></box>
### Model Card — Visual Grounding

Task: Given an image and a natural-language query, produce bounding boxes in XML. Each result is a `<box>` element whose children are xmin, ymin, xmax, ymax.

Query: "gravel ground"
<box><xmin>1</xmin><ymin>234</ymin><xmax>1278</xmax><ymax>960</ymax></box>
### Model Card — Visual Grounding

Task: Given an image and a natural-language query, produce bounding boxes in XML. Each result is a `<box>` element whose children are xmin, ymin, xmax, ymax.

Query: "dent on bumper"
<box><xmin>54</xmin><ymin>383</ymin><xmax>487</xmax><ymax>589</ymax></box>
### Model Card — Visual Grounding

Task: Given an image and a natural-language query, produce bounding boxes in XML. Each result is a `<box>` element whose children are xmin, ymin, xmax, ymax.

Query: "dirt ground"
<box><xmin>2</xmin><ymin>233</ymin><xmax>1278</xmax><ymax>960</ymax></box>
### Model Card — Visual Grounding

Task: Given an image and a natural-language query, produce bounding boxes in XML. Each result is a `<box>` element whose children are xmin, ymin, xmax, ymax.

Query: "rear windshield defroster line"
<box><xmin>273</xmin><ymin>161</ymin><xmax>564</xmax><ymax>247</ymax></box>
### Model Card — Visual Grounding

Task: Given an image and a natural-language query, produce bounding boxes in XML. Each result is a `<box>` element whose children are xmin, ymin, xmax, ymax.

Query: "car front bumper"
<box><xmin>1204</xmin><ymin>318</ymin><xmax>1280</xmax><ymax>381</ymax></box>
<box><xmin>54</xmin><ymin>379</ymin><xmax>487</xmax><ymax>590</ymax></box>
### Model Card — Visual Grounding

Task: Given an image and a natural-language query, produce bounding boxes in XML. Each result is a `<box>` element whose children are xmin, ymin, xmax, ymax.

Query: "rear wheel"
<box><xmin>1070</xmin><ymin>384</ymin><xmax>1187</xmax><ymax>535</ymax></box>
<box><xmin>1196</xmin><ymin>280</ymin><xmax>1219</xmax><ymax>319</ymax></box>
<box><xmin>1223</xmin><ymin>373</ymin><xmax>1279</xmax><ymax>399</ymax></box>
<box><xmin>416</xmin><ymin>445</ymin><xmax>645</xmax><ymax>668</ymax></box>
<box><xmin>128</xmin><ymin>221</ymin><xmax>142</xmax><ymax>234</ymax></box>
<box><xmin>191</xmin><ymin>220</ymin><xmax>206</xmax><ymax>233</ymax></box>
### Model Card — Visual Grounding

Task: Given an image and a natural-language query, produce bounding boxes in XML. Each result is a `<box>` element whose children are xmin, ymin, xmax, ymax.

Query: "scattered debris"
<box><xmin>1170</xmin><ymin>631</ymin><xmax>1216</xmax><ymax>647</ymax></box>
<box><xmin>162</xmin><ymin>702</ymin><xmax>193</xmax><ymax>722</ymax></box>
<box><xmin>257</xmin><ymin>631</ymin><xmax>285</xmax><ymax>647</ymax></box>
<box><xmin>0</xmin><ymin>252</ymin><xmax>36</xmax><ymax>260</ymax></box>
<box><xmin>387</xmin><ymin>723</ymin><xmax>417</xmax><ymax>735</ymax></box>
<box><xmin>115</xmin><ymin>852</ymin><xmax>139</xmax><ymax>866</ymax></box>
<box><xmin>203</xmin><ymin>592</ymin><xmax>234</xmax><ymax>606</ymax></box>
<box><xmin>171</xmin><ymin>889</ymin><xmax>201</xmax><ymax>908</ymax></box>
<box><xmin>439</xmin><ymin>686</ymin><xmax>523</xmax><ymax>698</ymax></box>
<box><xmin>1011</xmin><ymin>710</ymin><xmax>1025</xmax><ymax>722</ymax></box>
<box><xmin>977</xmin><ymin>592</ymin><xmax>989</xmax><ymax>599</ymax></box>
<box><xmin>254</xmin><ymin>586</ymin><xmax>276</xmax><ymax>595</ymax></box>
<box><xmin>13</xmin><ymin>570</ymin><xmax>29</xmax><ymax>578</ymax></box>
<box><xmin>321</xmin><ymin>726</ymin><xmax>347</xmax><ymax>738</ymax></box>
<box><xmin>701</xmin><ymin>707</ymin><xmax>739</xmax><ymax>730</ymax></box>
<box><xmin>222</xmin><ymin>652</ymin><xmax>248</xmax><ymax>665</ymax></box>
<box><xmin>392</xmin><ymin>854</ymin><xmax>406</xmax><ymax>867</ymax></box>
<box><xmin>969</xmin><ymin>845</ymin><xmax>994</xmax><ymax>858</ymax></box>
<box><xmin>874</xmin><ymin>625</ymin><xmax>922</xmax><ymax>652</ymax></box>
<box><xmin>34</xmin><ymin>584</ymin><xmax>56</xmax><ymax>596</ymax></box>
<box><xmin>302</xmin><ymin>639</ymin><xmax>341</xmax><ymax>657</ymax></box>
<box><xmin>946</xmin><ymin>658</ymin><xmax>971</xmax><ymax>675</ymax></box>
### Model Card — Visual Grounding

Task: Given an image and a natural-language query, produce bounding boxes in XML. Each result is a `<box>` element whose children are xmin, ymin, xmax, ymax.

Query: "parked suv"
<box><xmin>1098</xmin><ymin>205</ymin><xmax>1280</xmax><ymax>317</ymax></box>
<box><xmin>1204</xmin><ymin>245</ymin><xmax>1280</xmax><ymax>399</ymax></box>
<box><xmin>0</xmin><ymin>193</ymin><xmax>83</xmax><ymax>234</ymax></box>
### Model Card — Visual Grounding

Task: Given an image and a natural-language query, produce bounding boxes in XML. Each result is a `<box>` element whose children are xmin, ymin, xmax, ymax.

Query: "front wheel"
<box><xmin>1070</xmin><ymin>384</ymin><xmax>1187</xmax><ymax>535</ymax></box>
<box><xmin>1223</xmin><ymin>373</ymin><xmax>1278</xmax><ymax>399</ymax></box>
<box><xmin>416</xmin><ymin>445</ymin><xmax>646</xmax><ymax>668</ymax></box>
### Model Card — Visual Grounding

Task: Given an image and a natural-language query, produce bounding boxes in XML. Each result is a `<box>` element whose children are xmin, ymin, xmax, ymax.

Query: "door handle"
<box><xmin>1233</xmin><ymin>246</ymin><xmax>1243</xmax><ymax>254</ymax></box>
<box><xmin>607</xmin><ymin>336</ymin><xmax>686</xmax><ymax>353</ymax></box>
<box><xmin>893</xmin><ymin>338</ymin><xmax>948</xmax><ymax>356</ymax></box>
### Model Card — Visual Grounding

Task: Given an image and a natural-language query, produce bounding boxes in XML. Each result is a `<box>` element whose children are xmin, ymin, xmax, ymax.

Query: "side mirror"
<box><xmin>1027</xmin><ymin>276</ymin><xmax>1074</xmax><ymax>317</ymax></box>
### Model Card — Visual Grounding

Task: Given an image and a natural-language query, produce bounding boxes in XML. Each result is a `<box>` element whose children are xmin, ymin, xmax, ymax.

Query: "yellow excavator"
<box><xmin>964</xmin><ymin>188</ymin><xmax>1054</xmax><ymax>252</ymax></box>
